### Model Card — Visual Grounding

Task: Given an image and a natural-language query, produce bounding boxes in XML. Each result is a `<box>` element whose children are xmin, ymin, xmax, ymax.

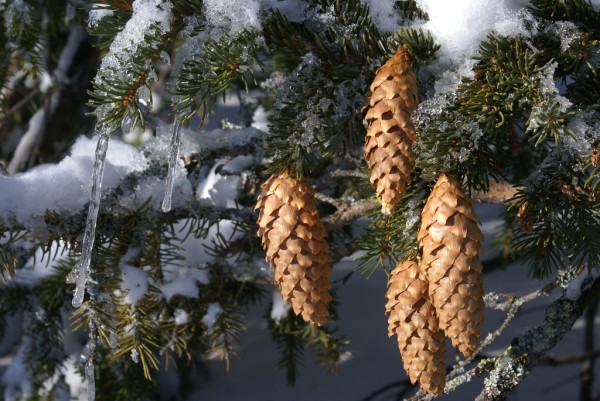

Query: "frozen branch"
<box><xmin>475</xmin><ymin>273</ymin><xmax>600</xmax><ymax>401</ymax></box>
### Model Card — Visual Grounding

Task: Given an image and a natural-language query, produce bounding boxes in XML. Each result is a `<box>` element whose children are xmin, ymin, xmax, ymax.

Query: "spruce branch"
<box><xmin>510</xmin><ymin>153</ymin><xmax>600</xmax><ymax>278</ymax></box>
<box><xmin>87</xmin><ymin>1</ymin><xmax>133</xmax><ymax>50</ymax></box>
<box><xmin>173</xmin><ymin>30</ymin><xmax>266</xmax><ymax>122</ymax></box>
<box><xmin>87</xmin><ymin>0</ymin><xmax>176</xmax><ymax>132</ymax></box>
<box><xmin>388</xmin><ymin>28</ymin><xmax>440</xmax><ymax>65</ymax></box>
<box><xmin>529</xmin><ymin>0</ymin><xmax>600</xmax><ymax>37</ymax></box>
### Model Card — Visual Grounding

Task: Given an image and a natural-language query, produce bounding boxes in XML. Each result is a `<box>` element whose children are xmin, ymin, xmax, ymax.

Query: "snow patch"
<box><xmin>565</xmin><ymin>270</ymin><xmax>600</xmax><ymax>300</ymax></box>
<box><xmin>197</xmin><ymin>160</ymin><xmax>242</xmax><ymax>208</ymax></box>
<box><xmin>0</xmin><ymin>136</ymin><xmax>147</xmax><ymax>230</ymax></box>
<box><xmin>203</xmin><ymin>0</ymin><xmax>261</xmax><ymax>33</ymax></box>
<box><xmin>88</xmin><ymin>4</ymin><xmax>114</xmax><ymax>28</ymax></box>
<box><xmin>365</xmin><ymin>0</ymin><xmax>400</xmax><ymax>33</ymax></box>
<box><xmin>120</xmin><ymin>262</ymin><xmax>149</xmax><ymax>304</ymax></box>
<box><xmin>270</xmin><ymin>290</ymin><xmax>291</xmax><ymax>323</ymax></box>
<box><xmin>416</xmin><ymin>0</ymin><xmax>531</xmax><ymax>68</ymax></box>
<box><xmin>202</xmin><ymin>303</ymin><xmax>223</xmax><ymax>331</ymax></box>
<box><xmin>174</xmin><ymin>309</ymin><xmax>190</xmax><ymax>325</ymax></box>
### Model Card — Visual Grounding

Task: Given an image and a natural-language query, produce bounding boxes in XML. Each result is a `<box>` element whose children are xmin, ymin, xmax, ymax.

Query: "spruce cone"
<box><xmin>255</xmin><ymin>171</ymin><xmax>332</xmax><ymax>325</ymax></box>
<box><xmin>386</xmin><ymin>260</ymin><xmax>446</xmax><ymax>395</ymax></box>
<box><xmin>418</xmin><ymin>173</ymin><xmax>485</xmax><ymax>357</ymax></box>
<box><xmin>364</xmin><ymin>46</ymin><xmax>418</xmax><ymax>214</ymax></box>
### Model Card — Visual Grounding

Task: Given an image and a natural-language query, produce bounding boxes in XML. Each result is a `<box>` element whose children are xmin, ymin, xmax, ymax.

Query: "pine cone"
<box><xmin>364</xmin><ymin>46</ymin><xmax>419</xmax><ymax>214</ymax></box>
<box><xmin>255</xmin><ymin>171</ymin><xmax>332</xmax><ymax>325</ymax></box>
<box><xmin>385</xmin><ymin>260</ymin><xmax>446</xmax><ymax>395</ymax></box>
<box><xmin>418</xmin><ymin>173</ymin><xmax>485</xmax><ymax>357</ymax></box>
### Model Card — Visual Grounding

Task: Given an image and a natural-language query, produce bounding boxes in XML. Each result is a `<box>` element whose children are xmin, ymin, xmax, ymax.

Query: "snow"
<box><xmin>203</xmin><ymin>0</ymin><xmax>261</xmax><ymax>34</ymax></box>
<box><xmin>63</xmin><ymin>361</ymin><xmax>86</xmax><ymax>401</ymax></box>
<box><xmin>96</xmin><ymin>0</ymin><xmax>173</xmax><ymax>84</ymax></box>
<box><xmin>416</xmin><ymin>0</ymin><xmax>532</xmax><ymax>69</ymax></box>
<box><xmin>174</xmin><ymin>309</ymin><xmax>190</xmax><ymax>325</ymax></box>
<box><xmin>159</xmin><ymin>265</ymin><xmax>209</xmax><ymax>300</ymax></box>
<box><xmin>0</xmin><ymin>135</ymin><xmax>147</xmax><ymax>230</ymax></box>
<box><xmin>365</xmin><ymin>0</ymin><xmax>399</xmax><ymax>33</ymax></box>
<box><xmin>0</xmin><ymin>121</ymin><xmax>262</xmax><ymax>236</ymax></box>
<box><xmin>120</xmin><ymin>264</ymin><xmax>149</xmax><ymax>304</ymax></box>
<box><xmin>88</xmin><ymin>4</ymin><xmax>114</xmax><ymax>28</ymax></box>
<box><xmin>202</xmin><ymin>303</ymin><xmax>223</xmax><ymax>331</ymax></box>
<box><xmin>270</xmin><ymin>290</ymin><xmax>291</xmax><ymax>323</ymax></box>
<box><xmin>197</xmin><ymin>160</ymin><xmax>242</xmax><ymax>208</ymax></box>
<box><xmin>565</xmin><ymin>269</ymin><xmax>600</xmax><ymax>300</ymax></box>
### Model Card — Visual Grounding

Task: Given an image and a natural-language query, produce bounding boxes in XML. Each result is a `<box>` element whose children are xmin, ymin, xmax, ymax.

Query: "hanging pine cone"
<box><xmin>385</xmin><ymin>260</ymin><xmax>446</xmax><ymax>395</ymax></box>
<box><xmin>364</xmin><ymin>46</ymin><xmax>419</xmax><ymax>214</ymax></box>
<box><xmin>417</xmin><ymin>173</ymin><xmax>485</xmax><ymax>357</ymax></box>
<box><xmin>255</xmin><ymin>171</ymin><xmax>332</xmax><ymax>325</ymax></box>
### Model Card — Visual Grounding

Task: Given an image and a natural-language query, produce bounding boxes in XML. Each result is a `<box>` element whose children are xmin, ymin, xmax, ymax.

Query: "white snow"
<box><xmin>203</xmin><ymin>0</ymin><xmax>261</xmax><ymax>34</ymax></box>
<box><xmin>197</xmin><ymin>160</ymin><xmax>242</xmax><ymax>208</ymax></box>
<box><xmin>0</xmin><ymin>135</ymin><xmax>147</xmax><ymax>230</ymax></box>
<box><xmin>565</xmin><ymin>270</ymin><xmax>600</xmax><ymax>300</ymax></box>
<box><xmin>174</xmin><ymin>309</ymin><xmax>190</xmax><ymax>325</ymax></box>
<box><xmin>120</xmin><ymin>264</ymin><xmax>149</xmax><ymax>304</ymax></box>
<box><xmin>270</xmin><ymin>290</ymin><xmax>291</xmax><ymax>323</ymax></box>
<box><xmin>202</xmin><ymin>303</ymin><xmax>223</xmax><ymax>331</ymax></box>
<box><xmin>365</xmin><ymin>0</ymin><xmax>400</xmax><ymax>33</ymax></box>
<box><xmin>159</xmin><ymin>265</ymin><xmax>209</xmax><ymax>300</ymax></box>
<box><xmin>416</xmin><ymin>0</ymin><xmax>532</xmax><ymax>68</ymax></box>
<box><xmin>88</xmin><ymin>4</ymin><xmax>114</xmax><ymax>28</ymax></box>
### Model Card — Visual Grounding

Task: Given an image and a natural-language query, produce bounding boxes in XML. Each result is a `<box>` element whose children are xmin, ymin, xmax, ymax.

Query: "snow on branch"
<box><xmin>0</xmin><ymin>125</ymin><xmax>263</xmax><ymax>232</ymax></box>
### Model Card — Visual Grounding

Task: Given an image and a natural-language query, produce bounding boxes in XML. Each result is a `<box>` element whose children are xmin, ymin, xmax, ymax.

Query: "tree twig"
<box><xmin>475</xmin><ymin>273</ymin><xmax>600</xmax><ymax>401</ymax></box>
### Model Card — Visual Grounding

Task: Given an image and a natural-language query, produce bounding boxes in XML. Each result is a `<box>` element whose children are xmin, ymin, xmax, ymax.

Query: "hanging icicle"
<box><xmin>84</xmin><ymin>322</ymin><xmax>97</xmax><ymax>401</ymax></box>
<box><xmin>71</xmin><ymin>132</ymin><xmax>110</xmax><ymax>308</ymax></box>
<box><xmin>161</xmin><ymin>119</ymin><xmax>182</xmax><ymax>213</ymax></box>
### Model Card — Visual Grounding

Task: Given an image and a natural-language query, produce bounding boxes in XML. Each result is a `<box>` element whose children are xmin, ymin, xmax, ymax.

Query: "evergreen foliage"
<box><xmin>1</xmin><ymin>0</ymin><xmax>600</xmax><ymax>399</ymax></box>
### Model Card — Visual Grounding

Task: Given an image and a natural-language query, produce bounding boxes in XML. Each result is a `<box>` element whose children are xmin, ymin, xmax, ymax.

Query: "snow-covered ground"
<box><xmin>191</xmin><ymin>205</ymin><xmax>600</xmax><ymax>400</ymax></box>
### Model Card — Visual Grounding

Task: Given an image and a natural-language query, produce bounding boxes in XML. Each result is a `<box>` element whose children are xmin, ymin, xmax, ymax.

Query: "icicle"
<box><xmin>72</xmin><ymin>132</ymin><xmax>110</xmax><ymax>308</ymax></box>
<box><xmin>161</xmin><ymin>120</ymin><xmax>182</xmax><ymax>213</ymax></box>
<box><xmin>85</xmin><ymin>356</ymin><xmax>96</xmax><ymax>401</ymax></box>
<box><xmin>84</xmin><ymin>323</ymin><xmax>97</xmax><ymax>401</ymax></box>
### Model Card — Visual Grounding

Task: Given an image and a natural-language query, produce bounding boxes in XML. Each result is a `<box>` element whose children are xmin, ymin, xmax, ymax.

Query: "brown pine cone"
<box><xmin>364</xmin><ymin>46</ymin><xmax>419</xmax><ymax>214</ymax></box>
<box><xmin>418</xmin><ymin>173</ymin><xmax>485</xmax><ymax>357</ymax></box>
<box><xmin>385</xmin><ymin>260</ymin><xmax>446</xmax><ymax>395</ymax></box>
<box><xmin>255</xmin><ymin>171</ymin><xmax>332</xmax><ymax>325</ymax></box>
